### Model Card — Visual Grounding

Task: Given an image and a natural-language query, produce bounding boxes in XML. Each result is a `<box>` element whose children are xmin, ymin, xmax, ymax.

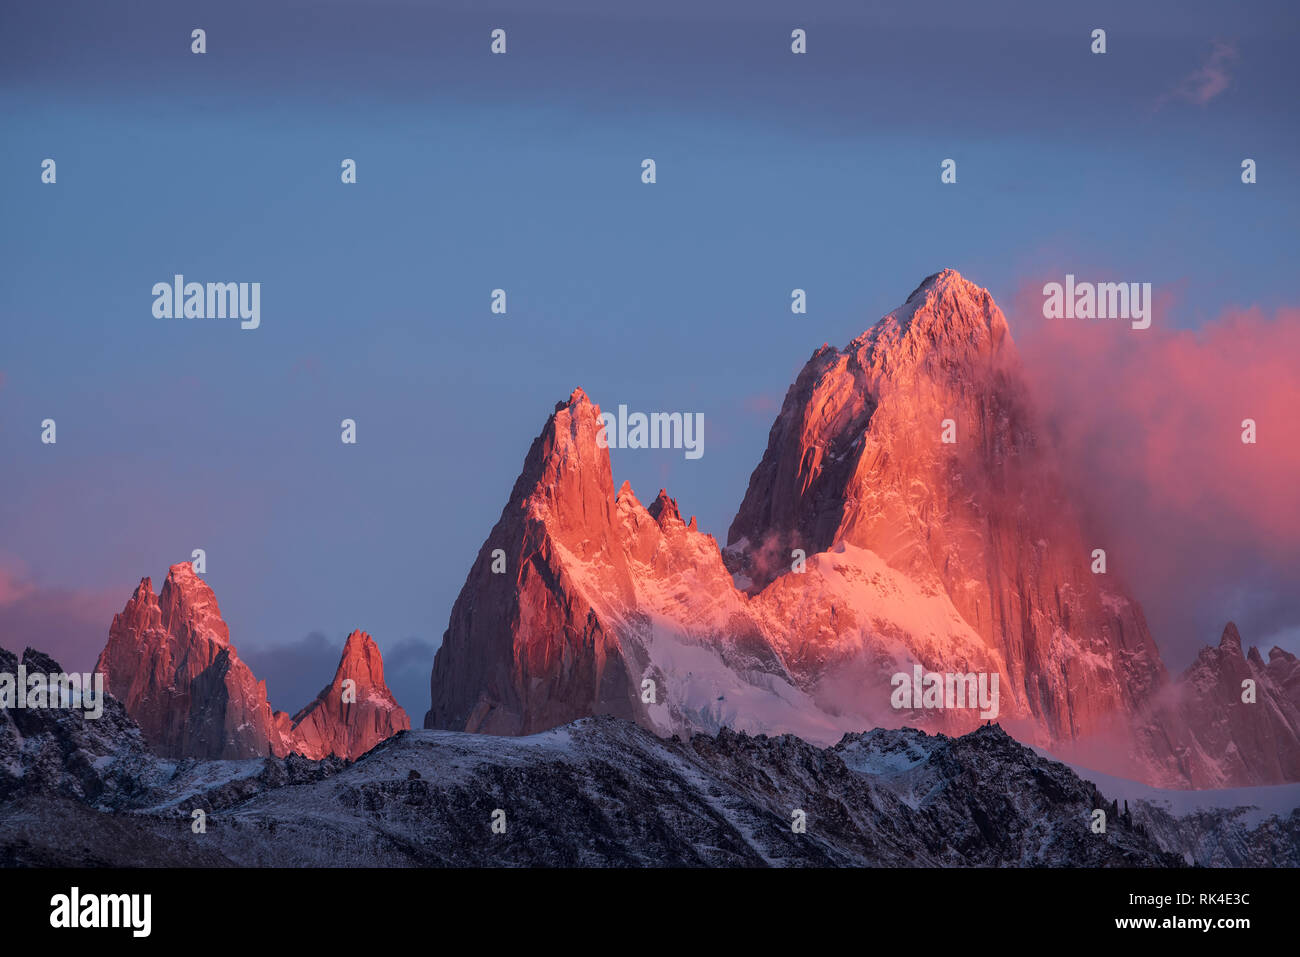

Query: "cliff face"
<box><xmin>425</xmin><ymin>389</ymin><xmax>642</xmax><ymax>735</ymax></box>
<box><xmin>95</xmin><ymin>564</ymin><xmax>291</xmax><ymax>760</ymax></box>
<box><xmin>424</xmin><ymin>270</ymin><xmax>1300</xmax><ymax>789</ymax></box>
<box><xmin>290</xmin><ymin>630</ymin><xmax>410</xmax><ymax>760</ymax></box>
<box><xmin>1143</xmin><ymin>623</ymin><xmax>1300</xmax><ymax>788</ymax></box>
<box><xmin>96</xmin><ymin>564</ymin><xmax>407</xmax><ymax>761</ymax></box>
<box><xmin>727</xmin><ymin>270</ymin><xmax>1167</xmax><ymax>745</ymax></box>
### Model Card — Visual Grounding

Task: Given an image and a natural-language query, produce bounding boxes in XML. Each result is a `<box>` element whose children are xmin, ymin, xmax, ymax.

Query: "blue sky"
<box><xmin>2</xmin><ymin>0</ymin><xmax>1297</xmax><ymax>714</ymax></box>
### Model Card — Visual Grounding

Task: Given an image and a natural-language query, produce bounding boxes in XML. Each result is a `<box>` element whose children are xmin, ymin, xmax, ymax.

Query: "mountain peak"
<box><xmin>508</xmin><ymin>384</ymin><xmax>622</xmax><ymax>557</ymax></box>
<box><xmin>904</xmin><ymin>267</ymin><xmax>980</xmax><ymax>303</ymax></box>
<box><xmin>166</xmin><ymin>560</ymin><xmax>201</xmax><ymax>583</ymax></box>
<box><xmin>98</xmin><ymin>569</ymin><xmax>408</xmax><ymax>760</ymax></box>
<box><xmin>849</xmin><ymin>269</ymin><xmax>1012</xmax><ymax>363</ymax></box>
<box><xmin>1219</xmin><ymin>622</ymin><xmax>1244</xmax><ymax>656</ymax></box>
<box><xmin>290</xmin><ymin>629</ymin><xmax>410</xmax><ymax>759</ymax></box>
<box><xmin>425</xmin><ymin>272</ymin><xmax>1300</xmax><ymax>790</ymax></box>
<box><xmin>336</xmin><ymin>629</ymin><xmax>386</xmax><ymax>686</ymax></box>
<box><xmin>97</xmin><ymin>565</ymin><xmax>278</xmax><ymax>759</ymax></box>
<box><xmin>157</xmin><ymin>561</ymin><xmax>229</xmax><ymax>646</ymax></box>
<box><xmin>648</xmin><ymin>489</ymin><xmax>684</xmax><ymax>526</ymax></box>
<box><xmin>557</xmin><ymin>386</ymin><xmax>594</xmax><ymax>413</ymax></box>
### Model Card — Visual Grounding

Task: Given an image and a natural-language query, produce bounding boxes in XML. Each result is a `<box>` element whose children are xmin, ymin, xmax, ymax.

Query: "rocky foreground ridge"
<box><xmin>2</xmin><ymin>645</ymin><xmax>1296</xmax><ymax>867</ymax></box>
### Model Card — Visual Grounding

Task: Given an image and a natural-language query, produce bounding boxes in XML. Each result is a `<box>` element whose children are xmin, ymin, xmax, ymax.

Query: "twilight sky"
<box><xmin>2</xmin><ymin>0</ymin><xmax>1297</xmax><ymax>717</ymax></box>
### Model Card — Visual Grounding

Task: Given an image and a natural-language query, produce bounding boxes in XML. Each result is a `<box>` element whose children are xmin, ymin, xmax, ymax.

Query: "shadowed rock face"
<box><xmin>4</xmin><ymin>646</ymin><xmax>1295</xmax><ymax>866</ymax></box>
<box><xmin>425</xmin><ymin>389</ymin><xmax>642</xmax><ymax>736</ymax></box>
<box><xmin>424</xmin><ymin>271</ymin><xmax>1300</xmax><ymax>789</ymax></box>
<box><xmin>95</xmin><ymin>565</ymin><xmax>406</xmax><ymax>760</ymax></box>
<box><xmin>0</xmin><ymin>645</ymin><xmax>156</xmax><ymax>808</ymax></box>
<box><xmin>96</xmin><ymin>565</ymin><xmax>289</xmax><ymax>760</ymax></box>
<box><xmin>0</xmin><ymin>679</ymin><xmax>1195</xmax><ymax>868</ymax></box>
<box><xmin>1149</xmin><ymin>623</ymin><xmax>1300</xmax><ymax>787</ymax></box>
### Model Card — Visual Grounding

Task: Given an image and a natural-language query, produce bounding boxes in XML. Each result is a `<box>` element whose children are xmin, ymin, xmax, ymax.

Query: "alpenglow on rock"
<box><xmin>95</xmin><ymin>563</ymin><xmax>408</xmax><ymax>760</ymax></box>
<box><xmin>424</xmin><ymin>271</ymin><xmax>1300</xmax><ymax>790</ymax></box>
<box><xmin>290</xmin><ymin>630</ymin><xmax>411</xmax><ymax>761</ymax></box>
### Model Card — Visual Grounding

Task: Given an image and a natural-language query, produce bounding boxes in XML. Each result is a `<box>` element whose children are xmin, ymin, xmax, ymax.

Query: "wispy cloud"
<box><xmin>1010</xmin><ymin>276</ymin><xmax>1300</xmax><ymax>664</ymax></box>
<box><xmin>1156</xmin><ymin>41</ymin><xmax>1238</xmax><ymax>109</ymax></box>
<box><xmin>0</xmin><ymin>558</ymin><xmax>122</xmax><ymax>673</ymax></box>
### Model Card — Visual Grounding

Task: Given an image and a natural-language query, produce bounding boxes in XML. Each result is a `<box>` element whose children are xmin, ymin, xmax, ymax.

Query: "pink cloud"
<box><xmin>0</xmin><ymin>557</ymin><xmax>121</xmax><ymax>672</ymax></box>
<box><xmin>1156</xmin><ymin>41</ymin><xmax>1237</xmax><ymax>109</ymax></box>
<box><xmin>0</xmin><ymin>560</ymin><xmax>36</xmax><ymax>605</ymax></box>
<box><xmin>1007</xmin><ymin>275</ymin><xmax>1300</xmax><ymax>661</ymax></box>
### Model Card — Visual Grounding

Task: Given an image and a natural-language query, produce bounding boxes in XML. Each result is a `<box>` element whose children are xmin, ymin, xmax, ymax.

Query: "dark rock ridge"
<box><xmin>4</xmin><ymin>647</ymin><xmax>1295</xmax><ymax>866</ymax></box>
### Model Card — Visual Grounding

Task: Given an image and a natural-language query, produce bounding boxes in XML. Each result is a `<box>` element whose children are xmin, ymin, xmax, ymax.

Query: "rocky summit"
<box><xmin>425</xmin><ymin>271</ymin><xmax>1300</xmax><ymax>790</ymax></box>
<box><xmin>95</xmin><ymin>563</ymin><xmax>408</xmax><ymax>761</ymax></box>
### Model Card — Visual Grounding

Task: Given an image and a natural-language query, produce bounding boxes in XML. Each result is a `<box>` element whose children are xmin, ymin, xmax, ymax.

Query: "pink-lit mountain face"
<box><xmin>425</xmin><ymin>270</ymin><xmax>1300</xmax><ymax>789</ymax></box>
<box><xmin>96</xmin><ymin>563</ymin><xmax>409</xmax><ymax>760</ymax></box>
<box><xmin>290</xmin><ymin>629</ymin><xmax>410</xmax><ymax>761</ymax></box>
